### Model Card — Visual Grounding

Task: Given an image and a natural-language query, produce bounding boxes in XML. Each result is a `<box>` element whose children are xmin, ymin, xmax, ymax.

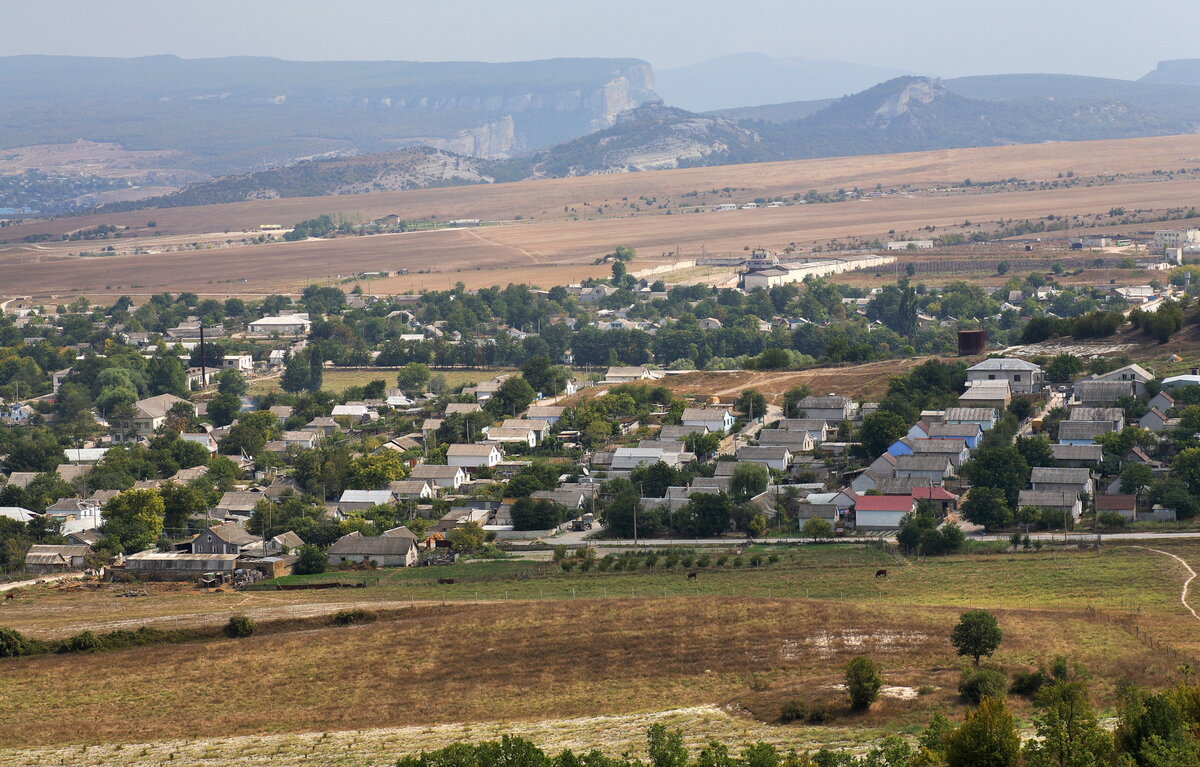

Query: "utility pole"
<box><xmin>198</xmin><ymin>322</ymin><xmax>208</xmax><ymax>388</ymax></box>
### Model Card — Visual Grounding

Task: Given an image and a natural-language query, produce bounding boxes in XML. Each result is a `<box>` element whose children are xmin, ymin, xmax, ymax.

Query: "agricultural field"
<box><xmin>5</xmin><ymin>133</ymin><xmax>1200</xmax><ymax>298</ymax></box>
<box><xmin>1</xmin><ymin>541</ymin><xmax>1198</xmax><ymax>766</ymax></box>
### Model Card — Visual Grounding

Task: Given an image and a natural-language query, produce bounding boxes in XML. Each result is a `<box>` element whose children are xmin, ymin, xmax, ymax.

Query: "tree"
<box><xmin>294</xmin><ymin>544</ymin><xmax>327</xmax><ymax>575</ymax></box>
<box><xmin>207</xmin><ymin>392</ymin><xmax>241</xmax><ymax>428</ymax></box>
<box><xmin>486</xmin><ymin>376</ymin><xmax>536</xmax><ymax>416</ymax></box>
<box><xmin>944</xmin><ymin>697</ymin><xmax>1021</xmax><ymax>767</ymax></box>
<box><xmin>1045</xmin><ymin>353</ymin><xmax>1084</xmax><ymax>383</ymax></box>
<box><xmin>101</xmin><ymin>488</ymin><xmax>165</xmax><ymax>553</ymax></box>
<box><xmin>348</xmin><ymin>452</ymin><xmax>408</xmax><ymax>489</ymax></box>
<box><xmin>858</xmin><ymin>411</ymin><xmax>909</xmax><ymax>458</ymax></box>
<box><xmin>1016</xmin><ymin>435</ymin><xmax>1055</xmax><ymax>469</ymax></box>
<box><xmin>1171</xmin><ymin>448</ymin><xmax>1200</xmax><ymax>497</ymax></box>
<box><xmin>802</xmin><ymin>517</ymin><xmax>834</xmax><ymax>540</ymax></box>
<box><xmin>729</xmin><ymin>463</ymin><xmax>768</xmax><ymax>501</ymax></box>
<box><xmin>511</xmin><ymin>497</ymin><xmax>568</xmax><ymax>531</ymax></box>
<box><xmin>1024</xmin><ymin>679</ymin><xmax>1115</xmax><ymax>767</ymax></box>
<box><xmin>735</xmin><ymin>389</ymin><xmax>767</xmax><ymax>420</ymax></box>
<box><xmin>146</xmin><ymin>355</ymin><xmax>188</xmax><ymax>397</ymax></box>
<box><xmin>844</xmin><ymin>656</ymin><xmax>883</xmax><ymax>711</ymax></box>
<box><xmin>281</xmin><ymin>348</ymin><xmax>321</xmax><ymax>393</ymax></box>
<box><xmin>448</xmin><ymin>521</ymin><xmax>486</xmax><ymax>553</ymax></box>
<box><xmin>158</xmin><ymin>482</ymin><xmax>208</xmax><ymax>533</ymax></box>
<box><xmin>960</xmin><ymin>487</ymin><xmax>1012</xmax><ymax>531</ymax></box>
<box><xmin>783</xmin><ymin>385</ymin><xmax>811</xmax><ymax>418</ymax></box>
<box><xmin>396</xmin><ymin>362</ymin><xmax>431</xmax><ymax>392</ymax></box>
<box><xmin>952</xmin><ymin>609</ymin><xmax>1003</xmax><ymax>666</ymax></box>
<box><xmin>959</xmin><ymin>446</ymin><xmax>1030</xmax><ymax>508</ymax></box>
<box><xmin>1120</xmin><ymin>463</ymin><xmax>1155</xmax><ymax>496</ymax></box>
<box><xmin>215</xmin><ymin>369</ymin><xmax>248</xmax><ymax>397</ymax></box>
<box><xmin>679</xmin><ymin>492</ymin><xmax>733</xmax><ymax>537</ymax></box>
<box><xmin>520</xmin><ymin>356</ymin><xmax>569</xmax><ymax>396</ymax></box>
<box><xmin>684</xmin><ymin>431</ymin><xmax>721</xmax><ymax>459</ymax></box>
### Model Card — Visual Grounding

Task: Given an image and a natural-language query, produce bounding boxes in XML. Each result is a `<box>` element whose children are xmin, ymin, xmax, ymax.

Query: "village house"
<box><xmin>966</xmin><ymin>358</ymin><xmax>1043</xmax><ymax>393</ymax></box>
<box><xmin>1096</xmin><ymin>494</ymin><xmax>1138</xmax><ymax>521</ymax></box>
<box><xmin>1140</xmin><ymin>408</ymin><xmax>1171</xmax><ymax>432</ymax></box>
<box><xmin>337</xmin><ymin>489</ymin><xmax>396</xmax><ymax>512</ymax></box>
<box><xmin>444</xmin><ymin>402</ymin><xmax>483</xmax><ymax>416</ymax></box>
<box><xmin>1050</xmin><ymin>443</ymin><xmax>1104</xmax><ymax>468</ymax></box>
<box><xmin>909</xmin><ymin>438</ymin><xmax>970</xmax><ymax>467</ymax></box>
<box><xmin>189</xmin><ymin>521</ymin><xmax>259</xmax><ymax>555</ymax></box>
<box><xmin>958</xmin><ymin>381</ymin><xmax>1012</xmax><ymax>411</ymax></box>
<box><xmin>797</xmin><ymin>395</ymin><xmax>854</xmax><ymax>423</ymax></box>
<box><xmin>1017</xmin><ymin>489</ymin><xmax>1083</xmax><ymax>522</ymax></box>
<box><xmin>447</xmin><ymin>443</ymin><xmax>503</xmax><ymax>468</ymax></box>
<box><xmin>1058</xmin><ymin>420</ymin><xmax>1116</xmax><ymax>445</ymax></box>
<box><xmin>483</xmin><ymin>426</ymin><xmax>537</xmax><ymax>447</ymax></box>
<box><xmin>757</xmin><ymin>429</ymin><xmax>815</xmax><ymax>452</ymax></box>
<box><xmin>942</xmin><ymin>407</ymin><xmax>998</xmax><ymax>432</ymax></box>
<box><xmin>1073</xmin><ymin>380</ymin><xmax>1134</xmax><ymax>407</ymax></box>
<box><xmin>926</xmin><ymin>422</ymin><xmax>982</xmax><ymax>449</ymax></box>
<box><xmin>1030</xmin><ymin>467</ymin><xmax>1094</xmax><ymax>498</ymax></box>
<box><xmin>1085</xmin><ymin>364</ymin><xmax>1154</xmax><ymax>397</ymax></box>
<box><xmin>110</xmin><ymin>393</ymin><xmax>194</xmax><ymax>444</ymax></box>
<box><xmin>24</xmin><ymin>544</ymin><xmax>91</xmax><ymax>573</ymax></box>
<box><xmin>1148</xmin><ymin>390</ymin><xmax>1176</xmax><ymax>413</ymax></box>
<box><xmin>526</xmin><ymin>405</ymin><xmax>565</xmax><ymax>424</ymax></box>
<box><xmin>612</xmin><ymin>447</ymin><xmax>680</xmax><ymax>471</ymax></box>
<box><xmin>854</xmin><ymin>495</ymin><xmax>917</xmax><ymax>530</ymax></box>
<box><xmin>410</xmin><ymin>464</ymin><xmax>467</xmax><ymax>491</ymax></box>
<box><xmin>1070</xmin><ymin>408</ymin><xmax>1125</xmax><ymax>431</ymax></box>
<box><xmin>503</xmin><ymin>418</ymin><xmax>550</xmax><ymax>443</ymax></box>
<box><xmin>602</xmin><ymin>366</ymin><xmax>660</xmax><ymax>384</ymax></box>
<box><xmin>777</xmin><ymin>418</ymin><xmax>835</xmax><ymax>443</ymax></box>
<box><xmin>248</xmin><ymin>313</ymin><xmax>312</xmax><ymax>335</ymax></box>
<box><xmin>213</xmin><ymin>491</ymin><xmax>262</xmax><ymax>520</ymax></box>
<box><xmin>736</xmin><ymin>446</ymin><xmax>792</xmax><ymax>471</ymax></box>
<box><xmin>893</xmin><ymin>454</ymin><xmax>954</xmax><ymax>484</ymax></box>
<box><xmin>326</xmin><ymin>532</ymin><xmax>418</xmax><ymax>567</ymax></box>
<box><xmin>380</xmin><ymin>479</ymin><xmax>430</xmax><ymax>500</ymax></box>
<box><xmin>682</xmin><ymin>407</ymin><xmax>736</xmax><ymax>434</ymax></box>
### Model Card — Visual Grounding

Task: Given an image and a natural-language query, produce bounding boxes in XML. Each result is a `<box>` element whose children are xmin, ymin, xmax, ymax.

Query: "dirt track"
<box><xmin>662</xmin><ymin>358</ymin><xmax>929</xmax><ymax>402</ymax></box>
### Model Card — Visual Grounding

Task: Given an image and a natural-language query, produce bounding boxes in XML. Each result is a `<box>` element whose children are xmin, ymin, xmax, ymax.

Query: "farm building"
<box><xmin>122</xmin><ymin>551</ymin><xmax>238</xmax><ymax>581</ymax></box>
<box><xmin>326</xmin><ymin>532</ymin><xmax>418</xmax><ymax>568</ymax></box>
<box><xmin>24</xmin><ymin>544</ymin><xmax>91</xmax><ymax>573</ymax></box>
<box><xmin>853</xmin><ymin>495</ymin><xmax>916</xmax><ymax>530</ymax></box>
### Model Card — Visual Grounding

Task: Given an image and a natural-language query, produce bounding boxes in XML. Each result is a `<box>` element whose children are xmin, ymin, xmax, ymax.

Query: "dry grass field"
<box><xmin>1</xmin><ymin>542</ymin><xmax>1198</xmax><ymax>765</ymax></box>
<box><xmin>6</xmin><ymin>134</ymin><xmax>1200</xmax><ymax>297</ymax></box>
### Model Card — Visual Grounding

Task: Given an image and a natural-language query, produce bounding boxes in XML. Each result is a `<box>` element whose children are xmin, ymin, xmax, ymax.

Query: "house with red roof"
<box><xmin>854</xmin><ymin>494</ymin><xmax>916</xmax><ymax>530</ymax></box>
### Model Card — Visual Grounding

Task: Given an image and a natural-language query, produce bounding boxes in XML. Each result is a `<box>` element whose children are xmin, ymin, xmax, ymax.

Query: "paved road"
<box><xmin>513</xmin><ymin>530</ymin><xmax>1200</xmax><ymax>549</ymax></box>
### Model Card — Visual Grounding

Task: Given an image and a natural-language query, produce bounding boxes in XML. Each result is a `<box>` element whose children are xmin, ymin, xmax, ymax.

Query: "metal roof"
<box><xmin>967</xmin><ymin>358</ymin><xmax>1041</xmax><ymax>372</ymax></box>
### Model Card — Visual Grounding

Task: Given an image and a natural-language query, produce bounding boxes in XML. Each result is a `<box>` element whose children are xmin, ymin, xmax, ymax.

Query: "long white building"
<box><xmin>741</xmin><ymin>254</ymin><xmax>896</xmax><ymax>290</ymax></box>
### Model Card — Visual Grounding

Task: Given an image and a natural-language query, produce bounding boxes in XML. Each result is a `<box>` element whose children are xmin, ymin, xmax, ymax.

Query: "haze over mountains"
<box><xmin>7</xmin><ymin>53</ymin><xmax>1200</xmax><ymax>215</ymax></box>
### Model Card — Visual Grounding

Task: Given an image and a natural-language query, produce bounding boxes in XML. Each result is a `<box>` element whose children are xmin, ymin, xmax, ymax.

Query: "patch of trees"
<box><xmin>1020</xmin><ymin>310</ymin><xmax>1125</xmax><ymax>344</ymax></box>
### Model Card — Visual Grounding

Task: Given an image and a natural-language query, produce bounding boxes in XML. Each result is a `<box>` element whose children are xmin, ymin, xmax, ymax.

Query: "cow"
<box><xmin>437</xmin><ymin>577</ymin><xmax>456</xmax><ymax>585</ymax></box>
<box><xmin>875</xmin><ymin>569</ymin><xmax>888</xmax><ymax>578</ymax></box>
<box><xmin>3</xmin><ymin>592</ymin><xmax>13</xmax><ymax>601</ymax></box>
<box><xmin>687</xmin><ymin>571</ymin><xmax>698</xmax><ymax>580</ymax></box>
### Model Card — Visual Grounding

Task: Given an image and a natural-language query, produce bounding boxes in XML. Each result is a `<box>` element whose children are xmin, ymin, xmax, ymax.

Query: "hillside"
<box><xmin>93</xmin><ymin>147</ymin><xmax>491</xmax><ymax>211</ymax></box>
<box><xmin>1140</xmin><ymin>59</ymin><xmax>1200</xmax><ymax>85</ymax></box>
<box><xmin>0</xmin><ymin>55</ymin><xmax>657</xmax><ymax>176</ymax></box>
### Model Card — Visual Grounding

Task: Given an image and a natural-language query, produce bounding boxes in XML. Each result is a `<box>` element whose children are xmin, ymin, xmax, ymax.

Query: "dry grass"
<box><xmin>6</xmin><ymin>134</ymin><xmax>1200</xmax><ymax>296</ymax></box>
<box><xmin>657</xmin><ymin>359</ymin><xmax>931</xmax><ymax>402</ymax></box>
<box><xmin>0</xmin><ymin>596</ymin><xmax>1177</xmax><ymax>752</ymax></box>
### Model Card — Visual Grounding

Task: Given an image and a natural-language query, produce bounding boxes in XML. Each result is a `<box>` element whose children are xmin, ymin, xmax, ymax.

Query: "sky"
<box><xmin>5</xmin><ymin>0</ymin><xmax>1199</xmax><ymax>80</ymax></box>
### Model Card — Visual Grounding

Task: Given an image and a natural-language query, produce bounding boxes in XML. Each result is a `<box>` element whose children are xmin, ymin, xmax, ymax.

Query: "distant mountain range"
<box><xmin>0</xmin><ymin>55</ymin><xmax>657</xmax><ymax>174</ymax></box>
<box><xmin>12</xmin><ymin>55</ymin><xmax>1200</xmax><ymax>216</ymax></box>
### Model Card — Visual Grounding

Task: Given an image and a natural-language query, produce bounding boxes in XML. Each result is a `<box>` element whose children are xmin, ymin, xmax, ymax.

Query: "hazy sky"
<box><xmin>6</xmin><ymin>0</ymin><xmax>1199</xmax><ymax>79</ymax></box>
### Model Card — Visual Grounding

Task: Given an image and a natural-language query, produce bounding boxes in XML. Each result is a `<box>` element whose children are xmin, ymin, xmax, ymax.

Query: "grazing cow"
<box><xmin>687</xmin><ymin>571</ymin><xmax>698</xmax><ymax>580</ymax></box>
<box><xmin>875</xmin><ymin>569</ymin><xmax>888</xmax><ymax>578</ymax></box>
<box><xmin>3</xmin><ymin>592</ymin><xmax>13</xmax><ymax>601</ymax></box>
<box><xmin>437</xmin><ymin>577</ymin><xmax>456</xmax><ymax>585</ymax></box>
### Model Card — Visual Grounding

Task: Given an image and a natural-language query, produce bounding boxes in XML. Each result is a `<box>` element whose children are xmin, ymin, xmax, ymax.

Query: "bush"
<box><xmin>57</xmin><ymin>631</ymin><xmax>102</xmax><ymax>653</ymax></box>
<box><xmin>294</xmin><ymin>544</ymin><xmax>327</xmax><ymax>575</ymax></box>
<box><xmin>767</xmin><ymin>554</ymin><xmax>779</xmax><ymax>564</ymax></box>
<box><xmin>330</xmin><ymin>609</ymin><xmax>376</xmax><ymax>626</ymax></box>
<box><xmin>696</xmin><ymin>555</ymin><xmax>711</xmax><ymax>568</ymax></box>
<box><xmin>780</xmin><ymin>699</ymin><xmax>830</xmax><ymax>724</ymax></box>
<box><xmin>958</xmin><ymin>667</ymin><xmax>1007</xmax><ymax>704</ymax></box>
<box><xmin>748</xmin><ymin>554</ymin><xmax>763</xmax><ymax>567</ymax></box>
<box><xmin>0</xmin><ymin>627</ymin><xmax>33</xmax><ymax>658</ymax></box>
<box><xmin>224</xmin><ymin>615</ymin><xmax>255</xmax><ymax>638</ymax></box>
<box><xmin>560</xmin><ymin>559</ymin><xmax>575</xmax><ymax>572</ymax></box>
<box><xmin>731</xmin><ymin>556</ymin><xmax>743</xmax><ymax>568</ymax></box>
<box><xmin>1010</xmin><ymin>667</ymin><xmax>1050</xmax><ymax>698</ymax></box>
<box><xmin>1096</xmin><ymin>511</ymin><xmax>1128</xmax><ymax>529</ymax></box>
<box><xmin>715</xmin><ymin>555</ymin><xmax>728</xmax><ymax>567</ymax></box>
<box><xmin>844</xmin><ymin>656</ymin><xmax>884</xmax><ymax>711</ymax></box>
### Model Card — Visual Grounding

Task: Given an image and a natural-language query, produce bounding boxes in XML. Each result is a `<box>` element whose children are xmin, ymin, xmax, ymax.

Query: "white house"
<box><xmin>221</xmin><ymin>355</ymin><xmax>254</xmax><ymax>372</ymax></box>
<box><xmin>735</xmin><ymin>446</ymin><xmax>792</xmax><ymax>471</ymax></box>
<box><xmin>338</xmin><ymin>489</ymin><xmax>396</xmax><ymax>512</ymax></box>
<box><xmin>612</xmin><ymin>447</ymin><xmax>680</xmax><ymax>471</ymax></box>
<box><xmin>248</xmin><ymin>314</ymin><xmax>312</xmax><ymax>335</ymax></box>
<box><xmin>1086</xmin><ymin>364</ymin><xmax>1154</xmax><ymax>398</ymax></box>
<box><xmin>966</xmin><ymin>358</ymin><xmax>1043</xmax><ymax>394</ymax></box>
<box><xmin>409</xmin><ymin>464</ymin><xmax>467</xmax><ymax>491</ymax></box>
<box><xmin>447</xmin><ymin>443</ymin><xmax>503</xmax><ymax>468</ymax></box>
<box><xmin>484</xmin><ymin>426</ymin><xmax>537</xmax><ymax>447</ymax></box>
<box><xmin>681</xmin><ymin>408</ymin><xmax>736</xmax><ymax>434</ymax></box>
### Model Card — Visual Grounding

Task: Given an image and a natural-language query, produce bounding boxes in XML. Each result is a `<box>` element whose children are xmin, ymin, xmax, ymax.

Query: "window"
<box><xmin>1014</xmin><ymin>375</ymin><xmax>1022</xmax><ymax>382</ymax></box>
<box><xmin>988</xmin><ymin>374</ymin><xmax>996</xmax><ymax>380</ymax></box>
